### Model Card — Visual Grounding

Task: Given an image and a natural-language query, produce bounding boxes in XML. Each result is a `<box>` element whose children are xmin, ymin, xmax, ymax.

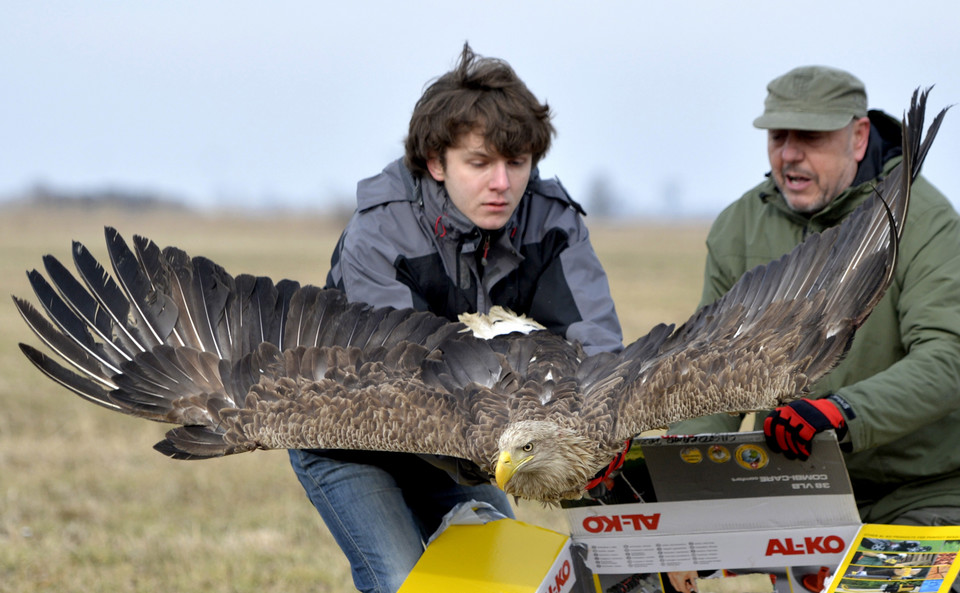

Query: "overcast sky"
<box><xmin>4</xmin><ymin>1</ymin><xmax>959</xmax><ymax>218</ymax></box>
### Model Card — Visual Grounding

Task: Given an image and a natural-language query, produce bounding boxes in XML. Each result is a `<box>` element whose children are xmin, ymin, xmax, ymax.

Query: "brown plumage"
<box><xmin>13</xmin><ymin>90</ymin><xmax>946</xmax><ymax>502</ymax></box>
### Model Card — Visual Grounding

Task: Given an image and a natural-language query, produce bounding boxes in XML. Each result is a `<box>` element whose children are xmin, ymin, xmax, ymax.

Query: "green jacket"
<box><xmin>670</xmin><ymin>112</ymin><xmax>960</xmax><ymax>523</ymax></box>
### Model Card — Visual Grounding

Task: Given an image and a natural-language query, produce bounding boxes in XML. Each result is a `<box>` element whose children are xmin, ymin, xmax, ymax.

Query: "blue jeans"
<box><xmin>288</xmin><ymin>449</ymin><xmax>514</xmax><ymax>593</ymax></box>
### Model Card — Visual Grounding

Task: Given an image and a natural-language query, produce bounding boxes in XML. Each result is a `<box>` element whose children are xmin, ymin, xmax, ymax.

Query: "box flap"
<box><xmin>641</xmin><ymin>431</ymin><xmax>854</xmax><ymax>501</ymax></box>
<box><xmin>400</xmin><ymin>519</ymin><xmax>575</xmax><ymax>593</ymax></box>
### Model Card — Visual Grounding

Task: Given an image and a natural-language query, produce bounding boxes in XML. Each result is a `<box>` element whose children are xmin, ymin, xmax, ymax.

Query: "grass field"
<box><xmin>0</xmin><ymin>204</ymin><xmax>708</xmax><ymax>592</ymax></box>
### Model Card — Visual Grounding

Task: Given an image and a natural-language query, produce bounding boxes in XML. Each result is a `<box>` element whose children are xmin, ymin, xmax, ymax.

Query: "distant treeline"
<box><xmin>4</xmin><ymin>184</ymin><xmax>189</xmax><ymax>212</ymax></box>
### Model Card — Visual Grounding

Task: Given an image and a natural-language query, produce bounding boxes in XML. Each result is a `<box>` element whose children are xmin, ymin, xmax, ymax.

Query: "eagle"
<box><xmin>13</xmin><ymin>90</ymin><xmax>945</xmax><ymax>503</ymax></box>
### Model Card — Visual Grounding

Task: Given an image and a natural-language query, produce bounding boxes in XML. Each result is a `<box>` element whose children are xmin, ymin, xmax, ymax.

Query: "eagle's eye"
<box><xmin>522</xmin><ymin>442</ymin><xmax>534</xmax><ymax>452</ymax></box>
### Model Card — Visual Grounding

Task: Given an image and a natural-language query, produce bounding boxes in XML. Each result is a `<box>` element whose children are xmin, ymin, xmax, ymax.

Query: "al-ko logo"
<box><xmin>546</xmin><ymin>559</ymin><xmax>572</xmax><ymax>593</ymax></box>
<box><xmin>581</xmin><ymin>513</ymin><xmax>661</xmax><ymax>533</ymax></box>
<box><xmin>766</xmin><ymin>535</ymin><xmax>846</xmax><ymax>556</ymax></box>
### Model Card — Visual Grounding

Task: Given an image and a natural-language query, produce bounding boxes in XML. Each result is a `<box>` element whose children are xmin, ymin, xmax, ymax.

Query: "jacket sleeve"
<box><xmin>832</xmin><ymin>181</ymin><xmax>960</xmax><ymax>451</ymax></box>
<box><xmin>557</xmin><ymin>226</ymin><xmax>623</xmax><ymax>355</ymax></box>
<box><xmin>326</xmin><ymin>208</ymin><xmax>421</xmax><ymax>310</ymax></box>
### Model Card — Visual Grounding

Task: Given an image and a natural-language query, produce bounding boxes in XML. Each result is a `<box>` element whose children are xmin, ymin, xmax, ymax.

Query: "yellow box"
<box><xmin>399</xmin><ymin>518</ymin><xmax>576</xmax><ymax>593</ymax></box>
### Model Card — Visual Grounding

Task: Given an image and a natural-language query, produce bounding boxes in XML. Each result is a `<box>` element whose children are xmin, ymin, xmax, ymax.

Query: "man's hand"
<box><xmin>763</xmin><ymin>398</ymin><xmax>848</xmax><ymax>460</ymax></box>
<box><xmin>667</xmin><ymin>570</ymin><xmax>699</xmax><ymax>593</ymax></box>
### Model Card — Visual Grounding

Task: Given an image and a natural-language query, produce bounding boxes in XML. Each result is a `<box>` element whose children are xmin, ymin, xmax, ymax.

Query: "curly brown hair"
<box><xmin>404</xmin><ymin>42</ymin><xmax>555</xmax><ymax>177</ymax></box>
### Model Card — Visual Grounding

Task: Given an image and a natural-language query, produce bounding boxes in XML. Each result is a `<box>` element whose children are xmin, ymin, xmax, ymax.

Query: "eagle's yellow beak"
<box><xmin>495</xmin><ymin>451</ymin><xmax>515</xmax><ymax>490</ymax></box>
<box><xmin>495</xmin><ymin>450</ymin><xmax>530</xmax><ymax>490</ymax></box>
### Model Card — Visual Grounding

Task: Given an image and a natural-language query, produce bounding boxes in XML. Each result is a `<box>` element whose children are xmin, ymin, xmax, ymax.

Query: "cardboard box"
<box><xmin>400</xmin><ymin>515</ymin><xmax>578</xmax><ymax>593</ymax></box>
<box><xmin>565</xmin><ymin>432</ymin><xmax>862</xmax><ymax>592</ymax></box>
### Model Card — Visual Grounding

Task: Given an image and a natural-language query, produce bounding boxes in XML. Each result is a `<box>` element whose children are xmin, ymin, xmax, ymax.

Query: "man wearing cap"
<box><xmin>670</xmin><ymin>66</ymin><xmax>960</xmax><ymax>552</ymax></box>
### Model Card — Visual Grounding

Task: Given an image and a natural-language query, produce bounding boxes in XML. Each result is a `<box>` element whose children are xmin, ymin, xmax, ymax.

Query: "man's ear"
<box><xmin>426</xmin><ymin>155</ymin><xmax>445</xmax><ymax>182</ymax></box>
<box><xmin>852</xmin><ymin>117</ymin><xmax>871</xmax><ymax>162</ymax></box>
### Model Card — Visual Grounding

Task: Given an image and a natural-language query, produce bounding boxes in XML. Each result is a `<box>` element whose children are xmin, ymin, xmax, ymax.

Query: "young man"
<box><xmin>288</xmin><ymin>44</ymin><xmax>623</xmax><ymax>593</ymax></box>
<box><xmin>671</xmin><ymin>67</ymin><xmax>960</xmax><ymax>591</ymax></box>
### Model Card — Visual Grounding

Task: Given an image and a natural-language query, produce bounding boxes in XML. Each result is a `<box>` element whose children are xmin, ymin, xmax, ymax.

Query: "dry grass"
<box><xmin>0</xmin><ymin>205</ymin><xmax>707</xmax><ymax>592</ymax></box>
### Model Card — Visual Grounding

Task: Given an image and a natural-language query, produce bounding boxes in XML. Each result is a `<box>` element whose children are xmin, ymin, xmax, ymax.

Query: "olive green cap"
<box><xmin>753</xmin><ymin>65</ymin><xmax>868</xmax><ymax>131</ymax></box>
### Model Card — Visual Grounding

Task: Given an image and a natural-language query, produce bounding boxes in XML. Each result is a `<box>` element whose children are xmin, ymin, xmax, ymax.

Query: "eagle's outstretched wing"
<box><xmin>16</xmin><ymin>248</ymin><xmax>547</xmax><ymax>473</ymax></box>
<box><xmin>585</xmin><ymin>87</ymin><xmax>947</xmax><ymax>442</ymax></box>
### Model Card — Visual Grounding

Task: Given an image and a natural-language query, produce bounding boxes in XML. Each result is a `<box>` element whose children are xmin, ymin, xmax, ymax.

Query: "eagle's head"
<box><xmin>494</xmin><ymin>420</ymin><xmax>613</xmax><ymax>502</ymax></box>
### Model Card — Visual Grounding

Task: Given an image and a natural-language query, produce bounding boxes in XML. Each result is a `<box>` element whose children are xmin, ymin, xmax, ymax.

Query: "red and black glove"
<box><xmin>763</xmin><ymin>398</ymin><xmax>848</xmax><ymax>461</ymax></box>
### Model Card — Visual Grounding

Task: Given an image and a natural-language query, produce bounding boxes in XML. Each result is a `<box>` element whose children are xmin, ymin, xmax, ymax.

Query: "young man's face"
<box><xmin>427</xmin><ymin>131</ymin><xmax>532</xmax><ymax>230</ymax></box>
<box><xmin>767</xmin><ymin>117</ymin><xmax>870</xmax><ymax>213</ymax></box>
